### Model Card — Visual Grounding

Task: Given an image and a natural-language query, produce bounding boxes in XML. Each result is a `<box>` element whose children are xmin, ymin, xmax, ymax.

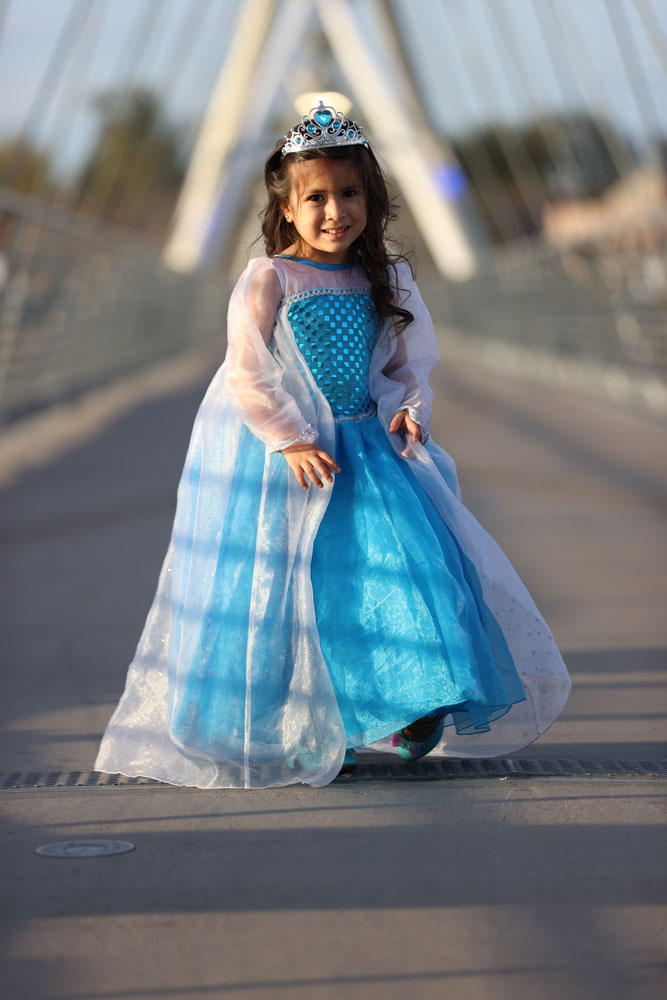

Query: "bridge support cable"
<box><xmin>0</xmin><ymin>0</ymin><xmax>92</xmax><ymax>190</ymax></box>
<box><xmin>396</xmin><ymin>0</ymin><xmax>528</xmax><ymax>243</ymax></box>
<box><xmin>483</xmin><ymin>0</ymin><xmax>594</xmax><ymax>204</ymax></box>
<box><xmin>634</xmin><ymin>0</ymin><xmax>667</xmax><ymax>72</ymax></box>
<box><xmin>544</xmin><ymin>0</ymin><xmax>638</xmax><ymax>179</ymax></box>
<box><xmin>162</xmin><ymin>0</ymin><xmax>282</xmax><ymax>273</ymax></box>
<box><xmin>317</xmin><ymin>0</ymin><xmax>476</xmax><ymax>280</ymax></box>
<box><xmin>603</xmin><ymin>0</ymin><xmax>666</xmax><ymax>147</ymax></box>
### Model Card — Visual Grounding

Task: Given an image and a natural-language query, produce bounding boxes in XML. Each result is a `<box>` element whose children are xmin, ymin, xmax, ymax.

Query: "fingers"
<box><xmin>306</xmin><ymin>464</ymin><xmax>324</xmax><ymax>489</ymax></box>
<box><xmin>390</xmin><ymin>410</ymin><xmax>420</xmax><ymax>442</ymax></box>
<box><xmin>303</xmin><ymin>453</ymin><xmax>339</xmax><ymax>488</ymax></box>
<box><xmin>284</xmin><ymin>456</ymin><xmax>309</xmax><ymax>491</ymax></box>
<box><xmin>389</xmin><ymin>410</ymin><xmax>416</xmax><ymax>436</ymax></box>
<box><xmin>304</xmin><ymin>454</ymin><xmax>338</xmax><ymax>488</ymax></box>
<box><xmin>321</xmin><ymin>449</ymin><xmax>341</xmax><ymax>474</ymax></box>
<box><xmin>403</xmin><ymin>416</ymin><xmax>420</xmax><ymax>442</ymax></box>
<box><xmin>286</xmin><ymin>449</ymin><xmax>340</xmax><ymax>490</ymax></box>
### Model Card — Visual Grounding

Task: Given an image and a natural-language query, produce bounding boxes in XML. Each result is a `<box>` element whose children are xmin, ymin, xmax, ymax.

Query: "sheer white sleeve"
<box><xmin>223</xmin><ymin>258</ymin><xmax>318</xmax><ymax>453</ymax></box>
<box><xmin>382</xmin><ymin>263</ymin><xmax>439</xmax><ymax>444</ymax></box>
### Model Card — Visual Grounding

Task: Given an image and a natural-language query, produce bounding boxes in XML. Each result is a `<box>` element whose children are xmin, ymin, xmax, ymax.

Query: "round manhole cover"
<box><xmin>35</xmin><ymin>840</ymin><xmax>135</xmax><ymax>858</ymax></box>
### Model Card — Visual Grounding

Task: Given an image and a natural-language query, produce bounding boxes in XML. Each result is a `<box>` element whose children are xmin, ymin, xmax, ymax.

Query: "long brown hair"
<box><xmin>261</xmin><ymin>142</ymin><xmax>414</xmax><ymax>332</ymax></box>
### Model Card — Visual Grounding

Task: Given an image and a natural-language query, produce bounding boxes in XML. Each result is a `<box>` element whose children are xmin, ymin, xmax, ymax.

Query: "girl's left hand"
<box><xmin>389</xmin><ymin>408</ymin><xmax>422</xmax><ymax>443</ymax></box>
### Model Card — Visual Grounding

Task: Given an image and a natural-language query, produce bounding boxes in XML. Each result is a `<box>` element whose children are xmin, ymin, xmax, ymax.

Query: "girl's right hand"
<box><xmin>280</xmin><ymin>442</ymin><xmax>341</xmax><ymax>490</ymax></box>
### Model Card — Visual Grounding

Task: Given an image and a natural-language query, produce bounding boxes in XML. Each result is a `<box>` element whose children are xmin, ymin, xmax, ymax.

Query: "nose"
<box><xmin>325</xmin><ymin>195</ymin><xmax>345</xmax><ymax>219</ymax></box>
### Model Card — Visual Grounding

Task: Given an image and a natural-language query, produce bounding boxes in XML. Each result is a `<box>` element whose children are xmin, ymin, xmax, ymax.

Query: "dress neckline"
<box><xmin>274</xmin><ymin>255</ymin><xmax>356</xmax><ymax>271</ymax></box>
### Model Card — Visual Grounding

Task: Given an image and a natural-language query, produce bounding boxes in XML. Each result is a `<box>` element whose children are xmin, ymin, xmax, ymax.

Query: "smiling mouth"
<box><xmin>322</xmin><ymin>226</ymin><xmax>350</xmax><ymax>236</ymax></box>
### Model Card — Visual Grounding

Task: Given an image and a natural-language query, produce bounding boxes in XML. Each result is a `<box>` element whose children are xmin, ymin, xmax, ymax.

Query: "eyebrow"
<box><xmin>302</xmin><ymin>182</ymin><xmax>361</xmax><ymax>194</ymax></box>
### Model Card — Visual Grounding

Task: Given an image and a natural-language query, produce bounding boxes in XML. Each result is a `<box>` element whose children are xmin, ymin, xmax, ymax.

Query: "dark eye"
<box><xmin>343</xmin><ymin>188</ymin><xmax>359</xmax><ymax>198</ymax></box>
<box><xmin>307</xmin><ymin>193</ymin><xmax>323</xmax><ymax>202</ymax></box>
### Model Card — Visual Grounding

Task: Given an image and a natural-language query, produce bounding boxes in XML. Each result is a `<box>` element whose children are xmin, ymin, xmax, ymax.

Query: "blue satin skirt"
<box><xmin>170</xmin><ymin>414</ymin><xmax>526</xmax><ymax>756</ymax></box>
<box><xmin>311</xmin><ymin>414</ymin><xmax>527</xmax><ymax>748</ymax></box>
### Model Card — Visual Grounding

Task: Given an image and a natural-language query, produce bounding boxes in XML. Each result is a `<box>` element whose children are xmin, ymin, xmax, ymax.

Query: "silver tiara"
<box><xmin>281</xmin><ymin>101</ymin><xmax>369</xmax><ymax>157</ymax></box>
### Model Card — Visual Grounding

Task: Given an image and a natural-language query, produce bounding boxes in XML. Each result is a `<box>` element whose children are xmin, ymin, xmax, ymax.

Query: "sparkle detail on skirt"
<box><xmin>333</xmin><ymin>404</ymin><xmax>377</xmax><ymax>422</ymax></box>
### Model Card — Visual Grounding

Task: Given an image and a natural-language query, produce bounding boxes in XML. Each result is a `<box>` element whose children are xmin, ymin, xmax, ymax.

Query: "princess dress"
<box><xmin>95</xmin><ymin>255</ymin><xmax>571</xmax><ymax>788</ymax></box>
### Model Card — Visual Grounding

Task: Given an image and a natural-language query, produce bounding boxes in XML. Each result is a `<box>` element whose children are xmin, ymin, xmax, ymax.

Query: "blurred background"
<box><xmin>0</xmin><ymin>0</ymin><xmax>665</xmax><ymax>427</ymax></box>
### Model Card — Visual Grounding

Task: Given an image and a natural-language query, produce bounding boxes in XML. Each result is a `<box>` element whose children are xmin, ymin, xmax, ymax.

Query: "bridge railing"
<box><xmin>2</xmin><ymin>188</ymin><xmax>666</xmax><ymax>426</ymax></box>
<box><xmin>0</xmin><ymin>189</ymin><xmax>228</xmax><ymax>425</ymax></box>
<box><xmin>426</xmin><ymin>205</ymin><xmax>667</xmax><ymax>415</ymax></box>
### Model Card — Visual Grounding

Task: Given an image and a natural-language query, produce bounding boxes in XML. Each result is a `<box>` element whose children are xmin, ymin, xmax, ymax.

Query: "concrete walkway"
<box><xmin>1</xmin><ymin>350</ymin><xmax>666</xmax><ymax>999</ymax></box>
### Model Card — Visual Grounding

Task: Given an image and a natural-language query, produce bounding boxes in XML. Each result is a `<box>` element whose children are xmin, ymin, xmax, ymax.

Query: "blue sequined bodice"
<box><xmin>287</xmin><ymin>291</ymin><xmax>379</xmax><ymax>418</ymax></box>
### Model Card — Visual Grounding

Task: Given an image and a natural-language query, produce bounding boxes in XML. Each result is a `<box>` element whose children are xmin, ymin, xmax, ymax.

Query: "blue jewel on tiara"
<box><xmin>314</xmin><ymin>107</ymin><xmax>333</xmax><ymax>127</ymax></box>
<box><xmin>281</xmin><ymin>100</ymin><xmax>369</xmax><ymax>157</ymax></box>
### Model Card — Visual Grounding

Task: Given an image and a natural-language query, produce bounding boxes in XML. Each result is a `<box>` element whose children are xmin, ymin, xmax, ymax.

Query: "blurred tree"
<box><xmin>77</xmin><ymin>88</ymin><xmax>183</xmax><ymax>237</ymax></box>
<box><xmin>451</xmin><ymin>125</ymin><xmax>544</xmax><ymax>241</ymax></box>
<box><xmin>0</xmin><ymin>140</ymin><xmax>54</xmax><ymax>197</ymax></box>
<box><xmin>451</xmin><ymin>112</ymin><xmax>633</xmax><ymax>244</ymax></box>
<box><xmin>655</xmin><ymin>136</ymin><xmax>667</xmax><ymax>171</ymax></box>
<box><xmin>523</xmin><ymin>113</ymin><xmax>629</xmax><ymax>199</ymax></box>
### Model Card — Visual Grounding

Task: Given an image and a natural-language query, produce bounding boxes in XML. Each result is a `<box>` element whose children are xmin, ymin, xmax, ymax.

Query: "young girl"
<box><xmin>95</xmin><ymin>102</ymin><xmax>571</xmax><ymax>789</ymax></box>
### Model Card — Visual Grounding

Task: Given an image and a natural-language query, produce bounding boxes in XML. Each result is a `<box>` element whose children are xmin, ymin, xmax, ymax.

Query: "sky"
<box><xmin>396</xmin><ymin>0</ymin><xmax>666</xmax><ymax>146</ymax></box>
<box><xmin>0</xmin><ymin>0</ymin><xmax>665</xmax><ymax>181</ymax></box>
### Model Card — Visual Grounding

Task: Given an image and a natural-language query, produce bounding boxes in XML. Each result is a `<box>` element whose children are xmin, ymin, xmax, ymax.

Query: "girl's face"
<box><xmin>281</xmin><ymin>157</ymin><xmax>367</xmax><ymax>265</ymax></box>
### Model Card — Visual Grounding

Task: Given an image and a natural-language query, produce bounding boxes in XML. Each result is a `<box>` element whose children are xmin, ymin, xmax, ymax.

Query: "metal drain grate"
<box><xmin>344</xmin><ymin>757</ymin><xmax>667</xmax><ymax>781</ymax></box>
<box><xmin>0</xmin><ymin>770</ymin><xmax>165</xmax><ymax>789</ymax></box>
<box><xmin>1</xmin><ymin>759</ymin><xmax>666</xmax><ymax>789</ymax></box>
